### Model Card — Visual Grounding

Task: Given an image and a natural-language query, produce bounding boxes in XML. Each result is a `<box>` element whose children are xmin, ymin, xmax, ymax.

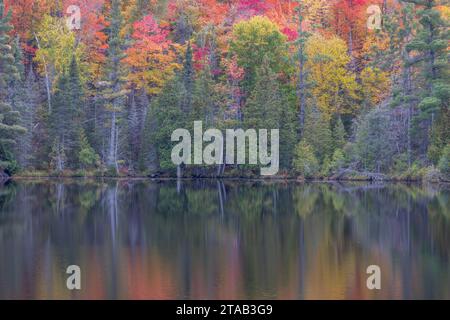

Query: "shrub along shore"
<box><xmin>8</xmin><ymin>166</ymin><xmax>449</xmax><ymax>183</ymax></box>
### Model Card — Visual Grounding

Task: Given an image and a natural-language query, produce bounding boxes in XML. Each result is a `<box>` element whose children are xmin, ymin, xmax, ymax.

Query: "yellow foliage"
<box><xmin>125</xmin><ymin>43</ymin><xmax>182</xmax><ymax>96</ymax></box>
<box><xmin>305</xmin><ymin>33</ymin><xmax>360</xmax><ymax>119</ymax></box>
<box><xmin>360</xmin><ymin>67</ymin><xmax>390</xmax><ymax>108</ymax></box>
<box><xmin>34</xmin><ymin>15</ymin><xmax>87</xmax><ymax>88</ymax></box>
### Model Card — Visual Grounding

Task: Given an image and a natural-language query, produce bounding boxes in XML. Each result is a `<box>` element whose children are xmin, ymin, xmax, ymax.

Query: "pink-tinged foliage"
<box><xmin>281</xmin><ymin>27</ymin><xmax>298</xmax><ymax>42</ymax></box>
<box><xmin>237</xmin><ymin>0</ymin><xmax>270</xmax><ymax>19</ymax></box>
<box><xmin>193</xmin><ymin>44</ymin><xmax>210</xmax><ymax>71</ymax></box>
<box><xmin>131</xmin><ymin>15</ymin><xmax>170</xmax><ymax>46</ymax></box>
<box><xmin>225</xmin><ymin>56</ymin><xmax>245</xmax><ymax>82</ymax></box>
<box><xmin>124</xmin><ymin>14</ymin><xmax>179</xmax><ymax>94</ymax></box>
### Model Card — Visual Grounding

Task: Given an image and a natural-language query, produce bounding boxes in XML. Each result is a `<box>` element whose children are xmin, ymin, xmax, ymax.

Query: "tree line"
<box><xmin>0</xmin><ymin>0</ymin><xmax>448</xmax><ymax>179</ymax></box>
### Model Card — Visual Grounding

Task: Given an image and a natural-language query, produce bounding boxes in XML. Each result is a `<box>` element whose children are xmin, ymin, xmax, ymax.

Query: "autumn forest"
<box><xmin>0</xmin><ymin>0</ymin><xmax>449</xmax><ymax>180</ymax></box>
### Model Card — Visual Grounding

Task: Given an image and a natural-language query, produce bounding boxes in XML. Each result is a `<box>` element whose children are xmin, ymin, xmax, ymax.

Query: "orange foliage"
<box><xmin>124</xmin><ymin>14</ymin><xmax>181</xmax><ymax>95</ymax></box>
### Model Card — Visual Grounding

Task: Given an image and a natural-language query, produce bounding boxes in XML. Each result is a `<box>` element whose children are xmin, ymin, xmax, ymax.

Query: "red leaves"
<box><xmin>193</xmin><ymin>44</ymin><xmax>210</xmax><ymax>71</ymax></box>
<box><xmin>124</xmin><ymin>14</ymin><xmax>180</xmax><ymax>94</ymax></box>
<box><xmin>281</xmin><ymin>27</ymin><xmax>298</xmax><ymax>42</ymax></box>
<box><xmin>224</xmin><ymin>56</ymin><xmax>244</xmax><ymax>82</ymax></box>
<box><xmin>237</xmin><ymin>0</ymin><xmax>270</xmax><ymax>19</ymax></box>
<box><xmin>131</xmin><ymin>15</ymin><xmax>169</xmax><ymax>46</ymax></box>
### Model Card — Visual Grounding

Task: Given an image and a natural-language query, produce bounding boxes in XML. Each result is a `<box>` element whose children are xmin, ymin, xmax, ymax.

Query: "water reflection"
<box><xmin>0</xmin><ymin>179</ymin><xmax>449</xmax><ymax>299</ymax></box>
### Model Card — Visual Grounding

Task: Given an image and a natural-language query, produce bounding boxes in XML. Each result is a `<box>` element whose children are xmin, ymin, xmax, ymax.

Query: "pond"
<box><xmin>0</xmin><ymin>179</ymin><xmax>449</xmax><ymax>299</ymax></box>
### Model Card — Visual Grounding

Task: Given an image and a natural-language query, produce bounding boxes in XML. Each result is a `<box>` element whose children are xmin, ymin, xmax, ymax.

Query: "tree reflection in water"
<box><xmin>0</xmin><ymin>179</ymin><xmax>448</xmax><ymax>299</ymax></box>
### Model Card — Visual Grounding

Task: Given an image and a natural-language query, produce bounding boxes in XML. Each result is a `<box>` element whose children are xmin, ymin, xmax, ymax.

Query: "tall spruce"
<box><xmin>103</xmin><ymin>0</ymin><xmax>128</xmax><ymax>173</ymax></box>
<box><xmin>0</xmin><ymin>0</ymin><xmax>26</xmax><ymax>174</ymax></box>
<box><xmin>294</xmin><ymin>1</ymin><xmax>311</xmax><ymax>139</ymax></box>
<box><xmin>402</xmin><ymin>0</ymin><xmax>449</xmax><ymax>164</ymax></box>
<box><xmin>14</xmin><ymin>66</ymin><xmax>39</xmax><ymax>169</ymax></box>
<box><xmin>181</xmin><ymin>42</ymin><xmax>194</xmax><ymax>115</ymax></box>
<box><xmin>145</xmin><ymin>76</ymin><xmax>185</xmax><ymax>171</ymax></box>
<box><xmin>244</xmin><ymin>59</ymin><xmax>282</xmax><ymax>130</ymax></box>
<box><xmin>303</xmin><ymin>102</ymin><xmax>333</xmax><ymax>164</ymax></box>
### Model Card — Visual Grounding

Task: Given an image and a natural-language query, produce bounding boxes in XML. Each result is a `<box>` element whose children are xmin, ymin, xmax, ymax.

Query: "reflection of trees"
<box><xmin>0</xmin><ymin>180</ymin><xmax>448</xmax><ymax>299</ymax></box>
<box><xmin>0</xmin><ymin>181</ymin><xmax>16</xmax><ymax>212</ymax></box>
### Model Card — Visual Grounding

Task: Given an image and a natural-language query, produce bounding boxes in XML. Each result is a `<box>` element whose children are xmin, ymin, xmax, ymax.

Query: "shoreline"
<box><xmin>8</xmin><ymin>174</ymin><xmax>450</xmax><ymax>184</ymax></box>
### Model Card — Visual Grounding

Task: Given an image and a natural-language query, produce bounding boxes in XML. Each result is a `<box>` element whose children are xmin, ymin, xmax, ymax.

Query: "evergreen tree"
<box><xmin>192</xmin><ymin>65</ymin><xmax>220</xmax><ymax>127</ymax></box>
<box><xmin>66</xmin><ymin>56</ymin><xmax>84</xmax><ymax>162</ymax></box>
<box><xmin>333</xmin><ymin>116</ymin><xmax>346</xmax><ymax>151</ymax></box>
<box><xmin>294</xmin><ymin>1</ymin><xmax>312</xmax><ymax>138</ymax></box>
<box><xmin>49</xmin><ymin>72</ymin><xmax>69</xmax><ymax>171</ymax></box>
<box><xmin>279</xmin><ymin>91</ymin><xmax>297</xmax><ymax>170</ymax></box>
<box><xmin>48</xmin><ymin>56</ymin><xmax>84</xmax><ymax>171</ymax></box>
<box><xmin>78</xmin><ymin>130</ymin><xmax>99</xmax><ymax>170</ymax></box>
<box><xmin>103</xmin><ymin>0</ymin><xmax>128</xmax><ymax>173</ymax></box>
<box><xmin>403</xmin><ymin>0</ymin><xmax>449</xmax><ymax>164</ymax></box>
<box><xmin>438</xmin><ymin>144</ymin><xmax>450</xmax><ymax>177</ymax></box>
<box><xmin>244</xmin><ymin>59</ymin><xmax>282</xmax><ymax>130</ymax></box>
<box><xmin>127</xmin><ymin>91</ymin><xmax>140</xmax><ymax>172</ymax></box>
<box><xmin>143</xmin><ymin>76</ymin><xmax>185</xmax><ymax>171</ymax></box>
<box><xmin>11</xmin><ymin>36</ymin><xmax>24</xmax><ymax>80</ymax></box>
<box><xmin>8</xmin><ymin>38</ymin><xmax>34</xmax><ymax>170</ymax></box>
<box><xmin>181</xmin><ymin>42</ymin><xmax>194</xmax><ymax>115</ymax></box>
<box><xmin>244</xmin><ymin>59</ymin><xmax>296</xmax><ymax>169</ymax></box>
<box><xmin>303</xmin><ymin>103</ymin><xmax>333</xmax><ymax>163</ymax></box>
<box><xmin>373</xmin><ymin>3</ymin><xmax>416</xmax><ymax>168</ymax></box>
<box><xmin>354</xmin><ymin>106</ymin><xmax>398</xmax><ymax>172</ymax></box>
<box><xmin>126</xmin><ymin>90</ymin><xmax>149</xmax><ymax>172</ymax></box>
<box><xmin>13</xmin><ymin>67</ymin><xmax>39</xmax><ymax>169</ymax></box>
<box><xmin>0</xmin><ymin>0</ymin><xmax>25</xmax><ymax>174</ymax></box>
<box><xmin>292</xmin><ymin>140</ymin><xmax>319</xmax><ymax>178</ymax></box>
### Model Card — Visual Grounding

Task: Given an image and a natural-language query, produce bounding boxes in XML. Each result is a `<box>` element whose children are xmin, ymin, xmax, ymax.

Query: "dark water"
<box><xmin>0</xmin><ymin>179</ymin><xmax>449</xmax><ymax>299</ymax></box>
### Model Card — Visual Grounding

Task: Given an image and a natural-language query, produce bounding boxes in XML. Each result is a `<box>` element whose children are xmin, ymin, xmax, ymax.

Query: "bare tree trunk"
<box><xmin>33</xmin><ymin>32</ymin><xmax>52</xmax><ymax>112</ymax></box>
<box><xmin>108</xmin><ymin>111</ymin><xmax>118</xmax><ymax>172</ymax></box>
<box><xmin>57</xmin><ymin>147</ymin><xmax>62</xmax><ymax>172</ymax></box>
<box><xmin>402</xmin><ymin>47</ymin><xmax>413</xmax><ymax>169</ymax></box>
<box><xmin>348</xmin><ymin>27</ymin><xmax>356</xmax><ymax>72</ymax></box>
<box><xmin>115</xmin><ymin>125</ymin><xmax>119</xmax><ymax>173</ymax></box>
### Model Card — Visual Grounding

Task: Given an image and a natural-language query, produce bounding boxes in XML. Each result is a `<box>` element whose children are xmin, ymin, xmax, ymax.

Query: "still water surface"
<box><xmin>0</xmin><ymin>179</ymin><xmax>449</xmax><ymax>299</ymax></box>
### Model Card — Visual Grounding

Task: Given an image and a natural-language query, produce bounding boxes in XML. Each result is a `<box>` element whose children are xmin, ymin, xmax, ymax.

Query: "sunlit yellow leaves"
<box><xmin>305</xmin><ymin>33</ymin><xmax>360</xmax><ymax>119</ymax></box>
<box><xmin>34</xmin><ymin>15</ymin><xmax>87</xmax><ymax>88</ymax></box>
<box><xmin>360</xmin><ymin>67</ymin><xmax>390</xmax><ymax>108</ymax></box>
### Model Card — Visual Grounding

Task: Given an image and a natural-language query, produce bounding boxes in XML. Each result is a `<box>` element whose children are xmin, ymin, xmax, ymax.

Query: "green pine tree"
<box><xmin>0</xmin><ymin>0</ymin><xmax>26</xmax><ymax>174</ymax></box>
<box><xmin>103</xmin><ymin>0</ymin><xmax>128</xmax><ymax>173</ymax></box>
<box><xmin>48</xmin><ymin>56</ymin><xmax>84</xmax><ymax>171</ymax></box>
<box><xmin>403</xmin><ymin>0</ymin><xmax>449</xmax><ymax>164</ymax></box>
<box><xmin>244</xmin><ymin>59</ymin><xmax>282</xmax><ymax>130</ymax></box>
<box><xmin>303</xmin><ymin>103</ymin><xmax>333</xmax><ymax>164</ymax></box>
<box><xmin>292</xmin><ymin>140</ymin><xmax>319</xmax><ymax>178</ymax></box>
<box><xmin>144</xmin><ymin>76</ymin><xmax>185</xmax><ymax>171</ymax></box>
<box><xmin>11</xmin><ymin>36</ymin><xmax>24</xmax><ymax>80</ymax></box>
<box><xmin>66</xmin><ymin>56</ymin><xmax>84</xmax><ymax>164</ymax></box>
<box><xmin>294</xmin><ymin>0</ymin><xmax>312</xmax><ymax>138</ymax></box>
<box><xmin>13</xmin><ymin>66</ymin><xmax>39</xmax><ymax>169</ymax></box>
<box><xmin>333</xmin><ymin>116</ymin><xmax>346</xmax><ymax>151</ymax></box>
<box><xmin>244</xmin><ymin>59</ymin><xmax>296</xmax><ymax>169</ymax></box>
<box><xmin>181</xmin><ymin>42</ymin><xmax>194</xmax><ymax>115</ymax></box>
<box><xmin>192</xmin><ymin>65</ymin><xmax>220</xmax><ymax>127</ymax></box>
